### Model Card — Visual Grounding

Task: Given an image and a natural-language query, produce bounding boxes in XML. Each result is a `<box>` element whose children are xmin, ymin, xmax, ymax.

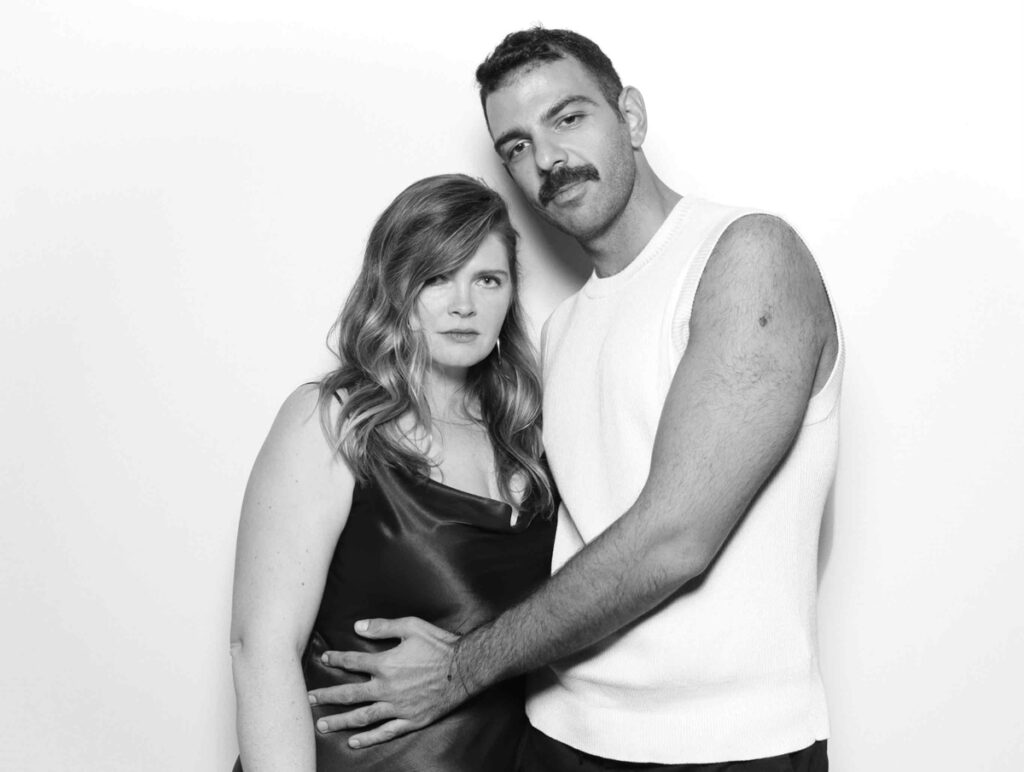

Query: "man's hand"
<box><xmin>307</xmin><ymin>617</ymin><xmax>470</xmax><ymax>749</ymax></box>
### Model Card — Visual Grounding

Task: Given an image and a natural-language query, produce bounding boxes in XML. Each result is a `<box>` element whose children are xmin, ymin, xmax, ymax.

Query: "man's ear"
<box><xmin>618</xmin><ymin>86</ymin><xmax>648</xmax><ymax>149</ymax></box>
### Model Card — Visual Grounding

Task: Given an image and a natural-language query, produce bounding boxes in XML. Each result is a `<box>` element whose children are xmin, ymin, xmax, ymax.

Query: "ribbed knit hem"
<box><xmin>526</xmin><ymin>668</ymin><xmax>830</xmax><ymax>764</ymax></box>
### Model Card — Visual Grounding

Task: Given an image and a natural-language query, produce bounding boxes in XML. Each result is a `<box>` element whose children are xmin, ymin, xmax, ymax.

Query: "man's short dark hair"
<box><xmin>475</xmin><ymin>28</ymin><xmax>623</xmax><ymax>111</ymax></box>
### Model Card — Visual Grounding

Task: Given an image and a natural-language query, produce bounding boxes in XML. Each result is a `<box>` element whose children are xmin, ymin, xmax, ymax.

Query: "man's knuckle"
<box><xmin>333</xmin><ymin>689</ymin><xmax>352</xmax><ymax>705</ymax></box>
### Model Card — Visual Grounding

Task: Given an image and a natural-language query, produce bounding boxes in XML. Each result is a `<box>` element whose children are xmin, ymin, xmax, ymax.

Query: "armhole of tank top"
<box><xmin>803</xmin><ymin>275</ymin><xmax>845</xmax><ymax>425</ymax></box>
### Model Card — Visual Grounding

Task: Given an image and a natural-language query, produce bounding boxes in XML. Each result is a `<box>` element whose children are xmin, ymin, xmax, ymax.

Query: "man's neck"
<box><xmin>583</xmin><ymin>161</ymin><xmax>681</xmax><ymax>278</ymax></box>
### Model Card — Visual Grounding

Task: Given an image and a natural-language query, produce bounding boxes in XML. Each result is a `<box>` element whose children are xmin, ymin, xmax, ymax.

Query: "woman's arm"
<box><xmin>230</xmin><ymin>385</ymin><xmax>353</xmax><ymax>771</ymax></box>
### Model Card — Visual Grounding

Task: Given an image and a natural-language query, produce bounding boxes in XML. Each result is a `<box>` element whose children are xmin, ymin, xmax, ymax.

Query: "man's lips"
<box><xmin>546</xmin><ymin>180</ymin><xmax>587</xmax><ymax>205</ymax></box>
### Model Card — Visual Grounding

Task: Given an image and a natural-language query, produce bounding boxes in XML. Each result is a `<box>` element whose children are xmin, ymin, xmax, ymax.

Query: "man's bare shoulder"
<box><xmin>697</xmin><ymin>212</ymin><xmax>838</xmax><ymax>387</ymax></box>
<box><xmin>710</xmin><ymin>213</ymin><xmax>816</xmax><ymax>283</ymax></box>
<box><xmin>699</xmin><ymin>214</ymin><xmax>828</xmax><ymax>317</ymax></box>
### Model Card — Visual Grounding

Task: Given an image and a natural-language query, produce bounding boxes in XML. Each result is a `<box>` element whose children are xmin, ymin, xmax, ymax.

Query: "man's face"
<box><xmin>485</xmin><ymin>57</ymin><xmax>637</xmax><ymax>243</ymax></box>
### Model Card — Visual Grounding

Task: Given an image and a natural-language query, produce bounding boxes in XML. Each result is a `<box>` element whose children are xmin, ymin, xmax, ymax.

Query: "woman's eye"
<box><xmin>478</xmin><ymin>275</ymin><xmax>502</xmax><ymax>288</ymax></box>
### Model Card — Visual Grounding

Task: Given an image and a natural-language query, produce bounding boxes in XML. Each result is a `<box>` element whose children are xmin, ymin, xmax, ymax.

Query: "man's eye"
<box><xmin>559</xmin><ymin>113</ymin><xmax>582</xmax><ymax>128</ymax></box>
<box><xmin>506</xmin><ymin>141</ymin><xmax>528</xmax><ymax>161</ymax></box>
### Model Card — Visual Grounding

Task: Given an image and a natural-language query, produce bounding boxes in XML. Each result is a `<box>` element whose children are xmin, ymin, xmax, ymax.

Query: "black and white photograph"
<box><xmin>2</xmin><ymin>2</ymin><xmax>1022</xmax><ymax>770</ymax></box>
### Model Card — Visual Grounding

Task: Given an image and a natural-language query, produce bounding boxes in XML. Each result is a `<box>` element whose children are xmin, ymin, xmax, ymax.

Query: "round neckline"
<box><xmin>582</xmin><ymin>197</ymin><xmax>694</xmax><ymax>299</ymax></box>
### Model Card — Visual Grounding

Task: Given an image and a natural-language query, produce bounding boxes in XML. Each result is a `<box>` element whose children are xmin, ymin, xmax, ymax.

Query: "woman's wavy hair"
<box><xmin>318</xmin><ymin>174</ymin><xmax>554</xmax><ymax>516</ymax></box>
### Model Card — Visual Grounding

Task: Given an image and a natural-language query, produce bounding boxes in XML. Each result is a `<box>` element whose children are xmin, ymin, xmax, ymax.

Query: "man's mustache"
<box><xmin>538</xmin><ymin>164</ymin><xmax>600</xmax><ymax>206</ymax></box>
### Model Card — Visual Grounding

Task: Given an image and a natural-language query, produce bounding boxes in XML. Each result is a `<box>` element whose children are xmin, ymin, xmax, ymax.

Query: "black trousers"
<box><xmin>516</xmin><ymin>727</ymin><xmax>828</xmax><ymax>772</ymax></box>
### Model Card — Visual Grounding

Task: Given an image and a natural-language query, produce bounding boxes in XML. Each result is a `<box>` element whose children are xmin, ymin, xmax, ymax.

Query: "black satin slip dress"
<box><xmin>234</xmin><ymin>462</ymin><xmax>556</xmax><ymax>772</ymax></box>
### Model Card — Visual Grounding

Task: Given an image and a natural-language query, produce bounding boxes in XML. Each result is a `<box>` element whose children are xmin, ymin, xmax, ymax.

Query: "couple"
<box><xmin>231</xmin><ymin>27</ymin><xmax>840</xmax><ymax>772</ymax></box>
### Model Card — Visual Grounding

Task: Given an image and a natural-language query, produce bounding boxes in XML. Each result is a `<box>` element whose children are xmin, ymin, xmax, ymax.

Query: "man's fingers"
<box><xmin>348</xmin><ymin>718</ymin><xmax>417</xmax><ymax>749</ymax></box>
<box><xmin>353</xmin><ymin>617</ymin><xmax>418</xmax><ymax>640</ymax></box>
<box><xmin>315</xmin><ymin>702</ymin><xmax>396</xmax><ymax>733</ymax></box>
<box><xmin>320</xmin><ymin>649</ymin><xmax>379</xmax><ymax>673</ymax></box>
<box><xmin>307</xmin><ymin>680</ymin><xmax>378</xmax><ymax>707</ymax></box>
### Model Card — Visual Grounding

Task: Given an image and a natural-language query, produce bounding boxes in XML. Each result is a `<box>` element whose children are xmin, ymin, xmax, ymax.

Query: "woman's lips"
<box><xmin>442</xmin><ymin>330</ymin><xmax>480</xmax><ymax>343</ymax></box>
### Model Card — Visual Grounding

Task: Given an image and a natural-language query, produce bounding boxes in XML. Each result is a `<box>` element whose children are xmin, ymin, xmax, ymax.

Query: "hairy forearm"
<box><xmin>231</xmin><ymin>644</ymin><xmax>316</xmax><ymax>772</ymax></box>
<box><xmin>455</xmin><ymin>500</ymin><xmax>708</xmax><ymax>693</ymax></box>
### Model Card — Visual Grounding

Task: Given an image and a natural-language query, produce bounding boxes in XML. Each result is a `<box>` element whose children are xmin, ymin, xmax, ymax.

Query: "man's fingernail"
<box><xmin>308</xmin><ymin>693</ymin><xmax>317</xmax><ymax>705</ymax></box>
<box><xmin>317</xmin><ymin>719</ymin><xmax>328</xmax><ymax>732</ymax></box>
<box><xmin>349</xmin><ymin>738</ymin><xmax>361</xmax><ymax>748</ymax></box>
<box><xmin>355</xmin><ymin>620</ymin><xmax>368</xmax><ymax>632</ymax></box>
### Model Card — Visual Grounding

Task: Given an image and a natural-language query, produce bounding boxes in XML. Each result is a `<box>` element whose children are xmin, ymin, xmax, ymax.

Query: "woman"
<box><xmin>230</xmin><ymin>174</ymin><xmax>556</xmax><ymax>771</ymax></box>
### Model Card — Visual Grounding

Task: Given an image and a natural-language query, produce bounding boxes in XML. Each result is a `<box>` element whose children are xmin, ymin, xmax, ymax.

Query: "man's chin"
<box><xmin>535</xmin><ymin>207</ymin><xmax>604</xmax><ymax>243</ymax></box>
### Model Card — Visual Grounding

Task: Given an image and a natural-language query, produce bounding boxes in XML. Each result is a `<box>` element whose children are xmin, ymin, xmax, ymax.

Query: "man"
<box><xmin>309</xmin><ymin>28</ymin><xmax>840</xmax><ymax>770</ymax></box>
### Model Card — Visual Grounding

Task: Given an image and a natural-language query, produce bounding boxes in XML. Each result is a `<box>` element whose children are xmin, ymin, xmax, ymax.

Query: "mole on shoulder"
<box><xmin>758</xmin><ymin>314</ymin><xmax>770</xmax><ymax>328</ymax></box>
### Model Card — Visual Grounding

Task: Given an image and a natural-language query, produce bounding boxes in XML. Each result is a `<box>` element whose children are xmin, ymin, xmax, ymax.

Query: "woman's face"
<box><xmin>412</xmin><ymin>231</ymin><xmax>513</xmax><ymax>376</ymax></box>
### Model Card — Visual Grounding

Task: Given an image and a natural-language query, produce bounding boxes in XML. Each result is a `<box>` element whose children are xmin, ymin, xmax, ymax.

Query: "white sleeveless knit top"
<box><xmin>527</xmin><ymin>197</ymin><xmax>841</xmax><ymax>763</ymax></box>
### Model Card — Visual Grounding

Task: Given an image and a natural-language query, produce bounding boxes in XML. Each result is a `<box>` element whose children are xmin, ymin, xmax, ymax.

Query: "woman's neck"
<box><xmin>423</xmin><ymin>365</ymin><xmax>476</xmax><ymax>423</ymax></box>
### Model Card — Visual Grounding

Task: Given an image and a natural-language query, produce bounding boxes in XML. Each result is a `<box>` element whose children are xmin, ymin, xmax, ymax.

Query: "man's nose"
<box><xmin>533</xmin><ymin>134</ymin><xmax>567</xmax><ymax>172</ymax></box>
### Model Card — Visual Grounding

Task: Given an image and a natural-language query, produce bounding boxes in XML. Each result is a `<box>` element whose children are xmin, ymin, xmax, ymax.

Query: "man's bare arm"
<box><xmin>309</xmin><ymin>215</ymin><xmax>837</xmax><ymax>747</ymax></box>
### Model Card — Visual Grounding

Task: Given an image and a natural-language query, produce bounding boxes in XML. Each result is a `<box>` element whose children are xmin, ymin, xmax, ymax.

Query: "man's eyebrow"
<box><xmin>491</xmin><ymin>95</ymin><xmax>600</xmax><ymax>153</ymax></box>
<box><xmin>492</xmin><ymin>127</ymin><xmax>524</xmax><ymax>154</ymax></box>
<box><xmin>542</xmin><ymin>94</ymin><xmax>598</xmax><ymax>122</ymax></box>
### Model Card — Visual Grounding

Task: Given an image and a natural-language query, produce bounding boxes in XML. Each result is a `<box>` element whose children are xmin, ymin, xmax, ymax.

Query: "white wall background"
<box><xmin>2</xmin><ymin>1</ymin><xmax>1021</xmax><ymax>769</ymax></box>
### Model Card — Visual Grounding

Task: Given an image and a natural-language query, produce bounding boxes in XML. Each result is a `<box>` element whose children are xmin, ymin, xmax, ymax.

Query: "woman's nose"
<box><xmin>448</xmin><ymin>284</ymin><xmax>475</xmax><ymax>317</ymax></box>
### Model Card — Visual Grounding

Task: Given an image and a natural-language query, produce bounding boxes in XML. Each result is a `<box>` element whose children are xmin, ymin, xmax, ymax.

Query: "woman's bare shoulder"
<box><xmin>257</xmin><ymin>384</ymin><xmax>349</xmax><ymax>476</ymax></box>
